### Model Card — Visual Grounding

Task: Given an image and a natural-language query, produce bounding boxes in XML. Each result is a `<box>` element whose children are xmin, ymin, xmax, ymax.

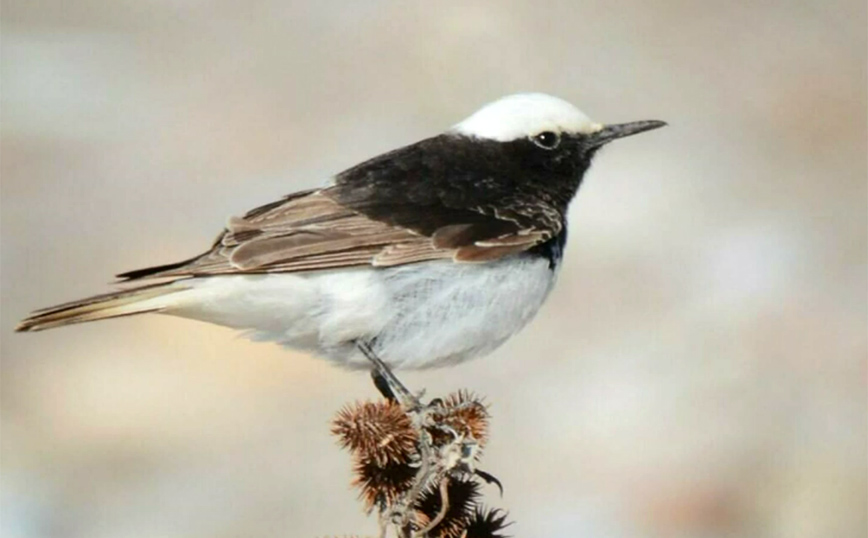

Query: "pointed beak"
<box><xmin>587</xmin><ymin>120</ymin><xmax>667</xmax><ymax>147</ymax></box>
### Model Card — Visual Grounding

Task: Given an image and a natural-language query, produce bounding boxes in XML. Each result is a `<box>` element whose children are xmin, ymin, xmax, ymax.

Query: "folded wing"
<box><xmin>118</xmin><ymin>187</ymin><xmax>553</xmax><ymax>281</ymax></box>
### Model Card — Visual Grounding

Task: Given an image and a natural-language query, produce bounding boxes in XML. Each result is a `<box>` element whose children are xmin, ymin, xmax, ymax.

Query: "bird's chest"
<box><xmin>316</xmin><ymin>254</ymin><xmax>559</xmax><ymax>369</ymax></box>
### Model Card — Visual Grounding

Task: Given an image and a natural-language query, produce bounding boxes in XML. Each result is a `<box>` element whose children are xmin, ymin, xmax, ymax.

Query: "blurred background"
<box><xmin>2</xmin><ymin>1</ymin><xmax>865</xmax><ymax>537</ymax></box>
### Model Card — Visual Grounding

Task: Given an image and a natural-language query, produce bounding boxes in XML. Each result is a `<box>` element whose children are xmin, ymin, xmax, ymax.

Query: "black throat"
<box><xmin>528</xmin><ymin>228</ymin><xmax>568</xmax><ymax>270</ymax></box>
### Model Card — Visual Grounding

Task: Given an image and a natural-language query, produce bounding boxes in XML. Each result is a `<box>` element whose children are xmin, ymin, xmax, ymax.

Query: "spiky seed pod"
<box><xmin>331</xmin><ymin>392</ymin><xmax>508</xmax><ymax>535</ymax></box>
<box><xmin>414</xmin><ymin>477</ymin><xmax>481</xmax><ymax>538</ymax></box>
<box><xmin>332</xmin><ymin>400</ymin><xmax>418</xmax><ymax>466</ymax></box>
<box><xmin>353</xmin><ymin>458</ymin><xmax>417</xmax><ymax>512</ymax></box>
<box><xmin>463</xmin><ymin>507</ymin><xmax>511</xmax><ymax>538</ymax></box>
<box><xmin>435</xmin><ymin>391</ymin><xmax>489</xmax><ymax>449</ymax></box>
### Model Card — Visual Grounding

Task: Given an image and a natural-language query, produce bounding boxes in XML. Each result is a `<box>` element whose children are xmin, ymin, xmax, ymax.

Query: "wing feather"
<box><xmin>119</xmin><ymin>188</ymin><xmax>552</xmax><ymax>281</ymax></box>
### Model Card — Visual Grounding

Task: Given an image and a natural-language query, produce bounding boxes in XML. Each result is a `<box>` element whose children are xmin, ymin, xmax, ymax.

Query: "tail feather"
<box><xmin>16</xmin><ymin>282</ymin><xmax>189</xmax><ymax>332</ymax></box>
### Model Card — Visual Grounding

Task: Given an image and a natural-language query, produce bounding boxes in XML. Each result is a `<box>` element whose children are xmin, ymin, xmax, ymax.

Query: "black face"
<box><xmin>329</xmin><ymin>131</ymin><xmax>599</xmax><ymax>240</ymax></box>
<box><xmin>500</xmin><ymin>131</ymin><xmax>599</xmax><ymax>188</ymax></box>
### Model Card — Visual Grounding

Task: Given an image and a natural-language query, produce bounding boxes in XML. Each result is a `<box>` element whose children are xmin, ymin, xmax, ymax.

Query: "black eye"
<box><xmin>532</xmin><ymin>131</ymin><xmax>560</xmax><ymax>150</ymax></box>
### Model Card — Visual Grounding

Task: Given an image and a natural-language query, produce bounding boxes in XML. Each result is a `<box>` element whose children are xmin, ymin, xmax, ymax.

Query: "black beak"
<box><xmin>588</xmin><ymin>120</ymin><xmax>667</xmax><ymax>147</ymax></box>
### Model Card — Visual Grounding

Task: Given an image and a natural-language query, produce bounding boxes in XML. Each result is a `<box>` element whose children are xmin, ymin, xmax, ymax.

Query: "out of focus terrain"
<box><xmin>2</xmin><ymin>1</ymin><xmax>865</xmax><ymax>537</ymax></box>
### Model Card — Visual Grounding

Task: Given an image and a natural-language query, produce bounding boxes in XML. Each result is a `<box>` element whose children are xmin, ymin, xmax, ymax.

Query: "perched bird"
<box><xmin>16</xmin><ymin>93</ymin><xmax>665</xmax><ymax>372</ymax></box>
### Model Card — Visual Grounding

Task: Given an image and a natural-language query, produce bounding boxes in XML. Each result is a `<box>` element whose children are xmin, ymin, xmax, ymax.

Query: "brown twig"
<box><xmin>415</xmin><ymin>477</ymin><xmax>450</xmax><ymax>536</ymax></box>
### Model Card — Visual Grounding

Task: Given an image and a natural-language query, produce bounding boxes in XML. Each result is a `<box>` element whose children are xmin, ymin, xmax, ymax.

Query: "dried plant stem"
<box><xmin>384</xmin><ymin>407</ymin><xmax>437</xmax><ymax>536</ymax></box>
<box><xmin>415</xmin><ymin>477</ymin><xmax>451</xmax><ymax>536</ymax></box>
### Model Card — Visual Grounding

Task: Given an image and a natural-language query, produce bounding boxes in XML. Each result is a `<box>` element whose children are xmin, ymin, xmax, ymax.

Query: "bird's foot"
<box><xmin>358</xmin><ymin>341</ymin><xmax>423</xmax><ymax>411</ymax></box>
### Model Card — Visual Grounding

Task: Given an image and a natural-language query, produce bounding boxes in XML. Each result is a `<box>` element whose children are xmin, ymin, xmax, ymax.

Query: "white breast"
<box><xmin>166</xmin><ymin>256</ymin><xmax>557</xmax><ymax>370</ymax></box>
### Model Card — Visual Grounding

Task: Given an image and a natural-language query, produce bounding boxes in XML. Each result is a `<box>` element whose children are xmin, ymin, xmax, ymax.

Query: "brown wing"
<box><xmin>117</xmin><ymin>188</ymin><xmax>551</xmax><ymax>282</ymax></box>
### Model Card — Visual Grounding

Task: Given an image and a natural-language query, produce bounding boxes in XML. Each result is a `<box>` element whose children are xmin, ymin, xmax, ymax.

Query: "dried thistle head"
<box><xmin>414</xmin><ymin>477</ymin><xmax>481</xmax><ymax>538</ymax></box>
<box><xmin>332</xmin><ymin>400</ymin><xmax>418</xmax><ymax>466</ymax></box>
<box><xmin>434</xmin><ymin>390</ymin><xmax>489</xmax><ymax>449</ymax></box>
<box><xmin>353</xmin><ymin>458</ymin><xmax>417</xmax><ymax>512</ymax></box>
<box><xmin>463</xmin><ymin>507</ymin><xmax>512</xmax><ymax>538</ymax></box>
<box><xmin>331</xmin><ymin>389</ymin><xmax>509</xmax><ymax>537</ymax></box>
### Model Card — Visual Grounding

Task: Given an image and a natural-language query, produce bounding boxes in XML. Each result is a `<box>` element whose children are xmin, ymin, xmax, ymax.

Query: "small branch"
<box><xmin>415</xmin><ymin>477</ymin><xmax>450</xmax><ymax>536</ymax></box>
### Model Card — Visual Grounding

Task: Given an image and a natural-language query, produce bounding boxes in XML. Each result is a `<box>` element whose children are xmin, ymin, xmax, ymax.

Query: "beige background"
<box><xmin>2</xmin><ymin>1</ymin><xmax>866</xmax><ymax>537</ymax></box>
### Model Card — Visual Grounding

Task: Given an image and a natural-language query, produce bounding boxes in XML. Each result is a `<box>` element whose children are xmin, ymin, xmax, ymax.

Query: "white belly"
<box><xmin>167</xmin><ymin>256</ymin><xmax>557</xmax><ymax>369</ymax></box>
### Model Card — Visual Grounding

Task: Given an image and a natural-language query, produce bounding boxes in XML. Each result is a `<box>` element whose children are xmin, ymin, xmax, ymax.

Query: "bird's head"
<box><xmin>451</xmin><ymin>93</ymin><xmax>666</xmax><ymax>179</ymax></box>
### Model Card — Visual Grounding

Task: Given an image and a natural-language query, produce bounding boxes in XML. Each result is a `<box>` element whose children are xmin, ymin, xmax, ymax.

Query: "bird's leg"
<box><xmin>370</xmin><ymin>369</ymin><xmax>397</xmax><ymax>402</ymax></box>
<box><xmin>356</xmin><ymin>341</ymin><xmax>419</xmax><ymax>410</ymax></box>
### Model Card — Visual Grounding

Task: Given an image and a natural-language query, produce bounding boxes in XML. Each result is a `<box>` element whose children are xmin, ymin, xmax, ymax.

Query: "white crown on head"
<box><xmin>451</xmin><ymin>93</ymin><xmax>603</xmax><ymax>142</ymax></box>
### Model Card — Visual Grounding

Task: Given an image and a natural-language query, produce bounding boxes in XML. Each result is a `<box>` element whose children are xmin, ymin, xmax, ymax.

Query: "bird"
<box><xmin>16</xmin><ymin>93</ymin><xmax>665</xmax><ymax>375</ymax></box>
